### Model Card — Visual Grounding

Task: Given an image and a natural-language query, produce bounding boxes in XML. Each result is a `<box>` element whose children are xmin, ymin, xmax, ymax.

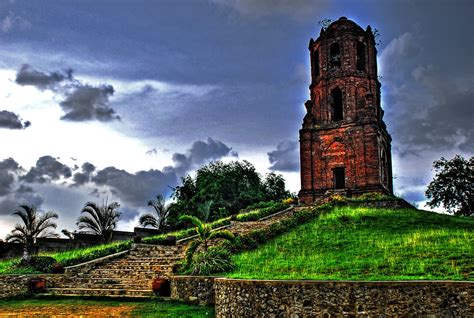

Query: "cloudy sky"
<box><xmin>0</xmin><ymin>0</ymin><xmax>472</xmax><ymax>238</ymax></box>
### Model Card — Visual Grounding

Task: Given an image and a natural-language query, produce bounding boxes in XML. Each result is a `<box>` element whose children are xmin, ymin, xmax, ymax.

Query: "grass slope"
<box><xmin>227</xmin><ymin>206</ymin><xmax>474</xmax><ymax>280</ymax></box>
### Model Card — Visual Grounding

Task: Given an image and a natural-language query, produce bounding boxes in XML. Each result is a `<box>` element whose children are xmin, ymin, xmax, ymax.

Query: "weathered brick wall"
<box><xmin>0</xmin><ymin>274</ymin><xmax>67</xmax><ymax>298</ymax></box>
<box><xmin>170</xmin><ymin>276</ymin><xmax>216</xmax><ymax>305</ymax></box>
<box><xmin>299</xmin><ymin>17</ymin><xmax>393</xmax><ymax>204</ymax></box>
<box><xmin>215</xmin><ymin>279</ymin><xmax>474</xmax><ymax>317</ymax></box>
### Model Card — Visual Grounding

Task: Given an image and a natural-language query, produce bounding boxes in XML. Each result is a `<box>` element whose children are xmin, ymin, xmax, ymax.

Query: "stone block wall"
<box><xmin>170</xmin><ymin>276</ymin><xmax>216</xmax><ymax>305</ymax></box>
<box><xmin>214</xmin><ymin>279</ymin><xmax>474</xmax><ymax>317</ymax></box>
<box><xmin>0</xmin><ymin>274</ymin><xmax>67</xmax><ymax>298</ymax></box>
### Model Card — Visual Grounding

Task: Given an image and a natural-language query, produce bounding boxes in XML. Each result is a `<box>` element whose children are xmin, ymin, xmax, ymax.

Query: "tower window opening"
<box><xmin>329</xmin><ymin>43</ymin><xmax>341</xmax><ymax>68</ymax></box>
<box><xmin>313</xmin><ymin>50</ymin><xmax>320</xmax><ymax>78</ymax></box>
<box><xmin>333</xmin><ymin>167</ymin><xmax>345</xmax><ymax>189</ymax></box>
<box><xmin>380</xmin><ymin>148</ymin><xmax>388</xmax><ymax>184</ymax></box>
<box><xmin>356</xmin><ymin>42</ymin><xmax>366</xmax><ymax>71</ymax></box>
<box><xmin>331</xmin><ymin>88</ymin><xmax>343</xmax><ymax>121</ymax></box>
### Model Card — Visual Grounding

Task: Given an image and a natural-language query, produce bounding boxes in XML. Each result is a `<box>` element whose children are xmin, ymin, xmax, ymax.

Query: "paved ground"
<box><xmin>0</xmin><ymin>304</ymin><xmax>137</xmax><ymax>317</ymax></box>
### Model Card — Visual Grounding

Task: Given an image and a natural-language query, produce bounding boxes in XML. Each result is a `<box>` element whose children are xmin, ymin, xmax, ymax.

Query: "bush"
<box><xmin>54</xmin><ymin>240</ymin><xmax>132</xmax><ymax>267</ymax></box>
<box><xmin>183</xmin><ymin>246</ymin><xmax>234</xmax><ymax>275</ymax></box>
<box><xmin>143</xmin><ymin>218</ymin><xmax>231</xmax><ymax>245</ymax></box>
<box><xmin>20</xmin><ymin>256</ymin><xmax>57</xmax><ymax>273</ymax></box>
<box><xmin>51</xmin><ymin>262</ymin><xmax>65</xmax><ymax>274</ymax></box>
<box><xmin>349</xmin><ymin>192</ymin><xmax>396</xmax><ymax>202</ymax></box>
<box><xmin>236</xmin><ymin>202</ymin><xmax>288</xmax><ymax>222</ymax></box>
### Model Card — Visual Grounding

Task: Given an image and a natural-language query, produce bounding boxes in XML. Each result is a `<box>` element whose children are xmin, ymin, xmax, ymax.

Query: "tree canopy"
<box><xmin>170</xmin><ymin>160</ymin><xmax>290</xmax><ymax>222</ymax></box>
<box><xmin>425</xmin><ymin>155</ymin><xmax>473</xmax><ymax>216</ymax></box>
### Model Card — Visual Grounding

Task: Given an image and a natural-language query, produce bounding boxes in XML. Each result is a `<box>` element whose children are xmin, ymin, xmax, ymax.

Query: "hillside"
<box><xmin>226</xmin><ymin>206</ymin><xmax>474</xmax><ymax>281</ymax></box>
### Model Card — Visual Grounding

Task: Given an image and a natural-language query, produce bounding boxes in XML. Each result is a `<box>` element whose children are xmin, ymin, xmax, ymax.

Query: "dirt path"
<box><xmin>0</xmin><ymin>304</ymin><xmax>137</xmax><ymax>317</ymax></box>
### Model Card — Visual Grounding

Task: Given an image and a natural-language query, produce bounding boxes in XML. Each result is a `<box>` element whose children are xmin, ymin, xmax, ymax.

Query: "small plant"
<box><xmin>329</xmin><ymin>194</ymin><xmax>347</xmax><ymax>205</ymax></box>
<box><xmin>179</xmin><ymin>215</ymin><xmax>234</xmax><ymax>270</ymax></box>
<box><xmin>20</xmin><ymin>256</ymin><xmax>57</xmax><ymax>273</ymax></box>
<box><xmin>51</xmin><ymin>262</ymin><xmax>65</xmax><ymax>274</ymax></box>
<box><xmin>186</xmin><ymin>246</ymin><xmax>234</xmax><ymax>275</ymax></box>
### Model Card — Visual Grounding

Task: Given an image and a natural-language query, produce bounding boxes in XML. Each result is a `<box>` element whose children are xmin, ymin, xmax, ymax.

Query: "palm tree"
<box><xmin>179</xmin><ymin>215</ymin><xmax>234</xmax><ymax>266</ymax></box>
<box><xmin>139</xmin><ymin>194</ymin><xmax>170</xmax><ymax>231</ymax></box>
<box><xmin>6</xmin><ymin>205</ymin><xmax>58</xmax><ymax>262</ymax></box>
<box><xmin>76</xmin><ymin>200</ymin><xmax>121</xmax><ymax>242</ymax></box>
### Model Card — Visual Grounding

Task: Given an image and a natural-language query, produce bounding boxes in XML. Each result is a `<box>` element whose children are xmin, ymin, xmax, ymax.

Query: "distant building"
<box><xmin>299</xmin><ymin>17</ymin><xmax>393</xmax><ymax>204</ymax></box>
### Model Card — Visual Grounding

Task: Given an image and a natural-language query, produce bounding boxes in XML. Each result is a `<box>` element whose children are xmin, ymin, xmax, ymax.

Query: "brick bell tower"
<box><xmin>299</xmin><ymin>17</ymin><xmax>393</xmax><ymax>204</ymax></box>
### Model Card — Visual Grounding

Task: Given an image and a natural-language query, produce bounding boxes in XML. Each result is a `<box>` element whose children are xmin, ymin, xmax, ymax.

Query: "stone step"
<box><xmin>54</xmin><ymin>282</ymin><xmax>150</xmax><ymax>290</ymax></box>
<box><xmin>60</xmin><ymin>276</ymin><xmax>154</xmax><ymax>285</ymax></box>
<box><xmin>98</xmin><ymin>264</ymin><xmax>174</xmax><ymax>271</ymax></box>
<box><xmin>78</xmin><ymin>272</ymin><xmax>171</xmax><ymax>280</ymax></box>
<box><xmin>48</xmin><ymin>287</ymin><xmax>155</xmax><ymax>297</ymax></box>
<box><xmin>110</xmin><ymin>257</ymin><xmax>182</xmax><ymax>264</ymax></box>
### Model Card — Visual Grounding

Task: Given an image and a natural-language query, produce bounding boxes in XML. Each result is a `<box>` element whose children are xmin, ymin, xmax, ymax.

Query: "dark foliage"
<box><xmin>20</xmin><ymin>256</ymin><xmax>57</xmax><ymax>273</ymax></box>
<box><xmin>171</xmin><ymin>160</ymin><xmax>290</xmax><ymax>223</ymax></box>
<box><xmin>426</xmin><ymin>155</ymin><xmax>473</xmax><ymax>216</ymax></box>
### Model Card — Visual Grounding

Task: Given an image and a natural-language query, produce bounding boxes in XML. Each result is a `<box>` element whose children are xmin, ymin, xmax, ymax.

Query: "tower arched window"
<box><xmin>331</xmin><ymin>88</ymin><xmax>343</xmax><ymax>122</ymax></box>
<box><xmin>356</xmin><ymin>42</ymin><xmax>366</xmax><ymax>71</ymax></box>
<box><xmin>329</xmin><ymin>43</ymin><xmax>341</xmax><ymax>68</ymax></box>
<box><xmin>312</xmin><ymin>50</ymin><xmax>320</xmax><ymax>78</ymax></box>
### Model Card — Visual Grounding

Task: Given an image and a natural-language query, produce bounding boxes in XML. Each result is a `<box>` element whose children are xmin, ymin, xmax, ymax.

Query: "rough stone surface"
<box><xmin>299</xmin><ymin>17</ymin><xmax>393</xmax><ymax>204</ymax></box>
<box><xmin>0</xmin><ymin>274</ymin><xmax>67</xmax><ymax>298</ymax></box>
<box><xmin>171</xmin><ymin>276</ymin><xmax>216</xmax><ymax>305</ymax></box>
<box><xmin>215</xmin><ymin>279</ymin><xmax>474</xmax><ymax>317</ymax></box>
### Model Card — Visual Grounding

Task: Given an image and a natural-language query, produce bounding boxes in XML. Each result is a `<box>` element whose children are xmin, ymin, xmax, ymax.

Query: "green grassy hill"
<box><xmin>227</xmin><ymin>206</ymin><xmax>474</xmax><ymax>281</ymax></box>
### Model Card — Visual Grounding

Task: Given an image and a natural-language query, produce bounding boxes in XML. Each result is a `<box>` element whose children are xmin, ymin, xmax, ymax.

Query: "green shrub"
<box><xmin>349</xmin><ymin>192</ymin><xmax>396</xmax><ymax>202</ymax></box>
<box><xmin>236</xmin><ymin>202</ymin><xmax>288</xmax><ymax>222</ymax></box>
<box><xmin>183</xmin><ymin>246</ymin><xmax>234</xmax><ymax>275</ymax></box>
<box><xmin>20</xmin><ymin>256</ymin><xmax>57</xmax><ymax>273</ymax></box>
<box><xmin>52</xmin><ymin>240</ymin><xmax>132</xmax><ymax>267</ymax></box>
<box><xmin>143</xmin><ymin>217</ymin><xmax>232</xmax><ymax>245</ymax></box>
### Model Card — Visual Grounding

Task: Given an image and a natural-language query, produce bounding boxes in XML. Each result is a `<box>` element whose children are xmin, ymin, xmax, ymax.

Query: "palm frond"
<box><xmin>209</xmin><ymin>229</ymin><xmax>235</xmax><ymax>242</ymax></box>
<box><xmin>185</xmin><ymin>240</ymin><xmax>201</xmax><ymax>266</ymax></box>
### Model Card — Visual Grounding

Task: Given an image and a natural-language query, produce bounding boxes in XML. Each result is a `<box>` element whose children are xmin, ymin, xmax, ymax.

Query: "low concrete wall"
<box><xmin>0</xmin><ymin>274</ymin><xmax>67</xmax><ymax>298</ymax></box>
<box><xmin>170</xmin><ymin>276</ymin><xmax>217</xmax><ymax>305</ymax></box>
<box><xmin>215</xmin><ymin>279</ymin><xmax>474</xmax><ymax>317</ymax></box>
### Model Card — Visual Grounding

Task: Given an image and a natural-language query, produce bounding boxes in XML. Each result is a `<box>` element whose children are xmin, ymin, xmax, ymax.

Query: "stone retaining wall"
<box><xmin>170</xmin><ymin>276</ymin><xmax>216</xmax><ymax>305</ymax></box>
<box><xmin>214</xmin><ymin>279</ymin><xmax>474</xmax><ymax>317</ymax></box>
<box><xmin>0</xmin><ymin>274</ymin><xmax>67</xmax><ymax>298</ymax></box>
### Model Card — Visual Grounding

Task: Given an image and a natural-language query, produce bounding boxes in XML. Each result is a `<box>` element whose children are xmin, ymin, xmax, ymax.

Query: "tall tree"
<box><xmin>139</xmin><ymin>194</ymin><xmax>170</xmax><ymax>231</ymax></box>
<box><xmin>6</xmin><ymin>205</ymin><xmax>58</xmax><ymax>262</ymax></box>
<box><xmin>263</xmin><ymin>172</ymin><xmax>290</xmax><ymax>201</ymax></box>
<box><xmin>77</xmin><ymin>201</ymin><xmax>121</xmax><ymax>242</ymax></box>
<box><xmin>425</xmin><ymin>155</ymin><xmax>473</xmax><ymax>216</ymax></box>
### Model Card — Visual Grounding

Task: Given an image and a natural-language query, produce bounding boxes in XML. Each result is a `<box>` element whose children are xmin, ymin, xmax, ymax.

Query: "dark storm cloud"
<box><xmin>0</xmin><ymin>110</ymin><xmax>30</xmax><ymax>129</ymax></box>
<box><xmin>171</xmin><ymin>137</ymin><xmax>238</xmax><ymax>174</ymax></box>
<box><xmin>14</xmin><ymin>64</ymin><xmax>119</xmax><ymax>122</ymax></box>
<box><xmin>15</xmin><ymin>64</ymin><xmax>71</xmax><ymax>91</ymax></box>
<box><xmin>91</xmin><ymin>167</ymin><xmax>178</xmax><ymax>207</ymax></box>
<box><xmin>60</xmin><ymin>84</ymin><xmax>120</xmax><ymax>122</ymax></box>
<box><xmin>0</xmin><ymin>158</ymin><xmax>22</xmax><ymax>196</ymax></box>
<box><xmin>71</xmin><ymin>162</ymin><xmax>96</xmax><ymax>187</ymax></box>
<box><xmin>21</xmin><ymin>156</ymin><xmax>72</xmax><ymax>183</ymax></box>
<box><xmin>267</xmin><ymin>140</ymin><xmax>299</xmax><ymax>172</ymax></box>
<box><xmin>0</xmin><ymin>191</ymin><xmax>44</xmax><ymax>216</ymax></box>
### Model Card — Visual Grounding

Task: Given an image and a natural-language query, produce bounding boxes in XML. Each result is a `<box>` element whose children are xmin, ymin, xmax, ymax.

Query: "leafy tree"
<box><xmin>425</xmin><ymin>155</ymin><xmax>473</xmax><ymax>216</ymax></box>
<box><xmin>5</xmin><ymin>205</ymin><xmax>58</xmax><ymax>262</ymax></box>
<box><xmin>179</xmin><ymin>215</ymin><xmax>234</xmax><ymax>267</ymax></box>
<box><xmin>171</xmin><ymin>160</ymin><xmax>289</xmax><ymax>222</ymax></box>
<box><xmin>139</xmin><ymin>194</ymin><xmax>170</xmax><ymax>231</ymax></box>
<box><xmin>263</xmin><ymin>172</ymin><xmax>290</xmax><ymax>201</ymax></box>
<box><xmin>77</xmin><ymin>201</ymin><xmax>121</xmax><ymax>242</ymax></box>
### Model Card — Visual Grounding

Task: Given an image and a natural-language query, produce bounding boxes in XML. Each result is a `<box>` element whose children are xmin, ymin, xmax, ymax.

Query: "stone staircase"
<box><xmin>48</xmin><ymin>244</ymin><xmax>185</xmax><ymax>298</ymax></box>
<box><xmin>46</xmin><ymin>205</ymin><xmax>298</xmax><ymax>298</ymax></box>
